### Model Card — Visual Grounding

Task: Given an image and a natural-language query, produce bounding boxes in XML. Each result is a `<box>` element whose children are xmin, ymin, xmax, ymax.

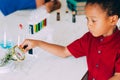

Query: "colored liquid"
<box><xmin>0</xmin><ymin>41</ymin><xmax>14</xmax><ymax>49</ymax></box>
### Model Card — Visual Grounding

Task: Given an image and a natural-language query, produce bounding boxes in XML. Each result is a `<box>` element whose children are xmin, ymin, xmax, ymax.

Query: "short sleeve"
<box><xmin>0</xmin><ymin>0</ymin><xmax>36</xmax><ymax>16</ymax></box>
<box><xmin>67</xmin><ymin>32</ymin><xmax>90</xmax><ymax>58</ymax></box>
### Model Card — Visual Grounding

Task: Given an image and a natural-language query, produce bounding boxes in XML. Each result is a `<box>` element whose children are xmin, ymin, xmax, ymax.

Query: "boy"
<box><xmin>21</xmin><ymin>0</ymin><xmax>120</xmax><ymax>80</ymax></box>
<box><xmin>0</xmin><ymin>0</ymin><xmax>60</xmax><ymax>16</ymax></box>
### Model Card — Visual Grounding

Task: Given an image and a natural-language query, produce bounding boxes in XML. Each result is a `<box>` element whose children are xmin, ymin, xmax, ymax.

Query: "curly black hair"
<box><xmin>86</xmin><ymin>0</ymin><xmax>120</xmax><ymax>18</ymax></box>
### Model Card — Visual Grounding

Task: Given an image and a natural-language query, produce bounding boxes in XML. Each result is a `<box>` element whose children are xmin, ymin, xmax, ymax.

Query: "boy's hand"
<box><xmin>20</xmin><ymin>39</ymin><xmax>38</xmax><ymax>52</ymax></box>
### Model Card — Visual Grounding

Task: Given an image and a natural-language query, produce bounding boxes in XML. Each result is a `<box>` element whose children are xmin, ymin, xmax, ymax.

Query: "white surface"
<box><xmin>0</xmin><ymin>0</ymin><xmax>89</xmax><ymax>80</ymax></box>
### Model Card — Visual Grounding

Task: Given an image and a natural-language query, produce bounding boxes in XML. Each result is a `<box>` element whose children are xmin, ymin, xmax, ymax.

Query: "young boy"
<box><xmin>20</xmin><ymin>0</ymin><xmax>120</xmax><ymax>80</ymax></box>
<box><xmin>0</xmin><ymin>0</ymin><xmax>60</xmax><ymax>16</ymax></box>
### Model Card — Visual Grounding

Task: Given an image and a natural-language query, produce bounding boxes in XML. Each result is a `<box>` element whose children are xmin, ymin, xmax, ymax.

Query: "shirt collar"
<box><xmin>97</xmin><ymin>27</ymin><xmax>120</xmax><ymax>43</ymax></box>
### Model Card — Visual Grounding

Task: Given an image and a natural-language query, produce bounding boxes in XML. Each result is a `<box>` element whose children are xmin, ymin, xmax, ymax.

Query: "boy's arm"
<box><xmin>109</xmin><ymin>73</ymin><xmax>120</xmax><ymax>80</ymax></box>
<box><xmin>21</xmin><ymin>39</ymin><xmax>72</xmax><ymax>58</ymax></box>
<box><xmin>37</xmin><ymin>40</ymin><xmax>72</xmax><ymax>58</ymax></box>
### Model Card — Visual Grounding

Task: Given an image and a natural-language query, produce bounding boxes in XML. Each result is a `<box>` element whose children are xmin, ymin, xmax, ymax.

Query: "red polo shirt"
<box><xmin>67</xmin><ymin>28</ymin><xmax>120</xmax><ymax>80</ymax></box>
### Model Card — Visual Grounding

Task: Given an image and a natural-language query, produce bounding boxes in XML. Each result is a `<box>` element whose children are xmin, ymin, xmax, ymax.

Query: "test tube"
<box><xmin>56</xmin><ymin>9</ymin><xmax>60</xmax><ymax>21</ymax></box>
<box><xmin>72</xmin><ymin>11</ymin><xmax>76</xmax><ymax>23</ymax></box>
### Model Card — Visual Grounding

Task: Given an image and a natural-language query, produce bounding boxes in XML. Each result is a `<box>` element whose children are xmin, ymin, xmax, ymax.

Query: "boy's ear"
<box><xmin>110</xmin><ymin>15</ymin><xmax>119</xmax><ymax>25</ymax></box>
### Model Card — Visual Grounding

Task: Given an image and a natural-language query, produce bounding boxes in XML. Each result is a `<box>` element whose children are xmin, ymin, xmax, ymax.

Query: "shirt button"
<box><xmin>98</xmin><ymin>50</ymin><xmax>101</xmax><ymax>54</ymax></box>
<box><xmin>92</xmin><ymin>78</ymin><xmax>95</xmax><ymax>80</ymax></box>
<box><xmin>96</xmin><ymin>64</ymin><xmax>99</xmax><ymax>68</ymax></box>
<box><xmin>100</xmin><ymin>38</ymin><xmax>103</xmax><ymax>42</ymax></box>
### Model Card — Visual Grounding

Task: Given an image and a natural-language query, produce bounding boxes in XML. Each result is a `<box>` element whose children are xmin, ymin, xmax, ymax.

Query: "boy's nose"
<box><xmin>87</xmin><ymin>21</ymin><xmax>93</xmax><ymax>28</ymax></box>
<box><xmin>87</xmin><ymin>21</ymin><xmax>93</xmax><ymax>26</ymax></box>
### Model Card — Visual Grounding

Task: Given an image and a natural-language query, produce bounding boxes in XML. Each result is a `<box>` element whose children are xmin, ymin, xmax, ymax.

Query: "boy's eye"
<box><xmin>85</xmin><ymin>17</ymin><xmax>97</xmax><ymax>23</ymax></box>
<box><xmin>92</xmin><ymin>20</ymin><xmax>96</xmax><ymax>23</ymax></box>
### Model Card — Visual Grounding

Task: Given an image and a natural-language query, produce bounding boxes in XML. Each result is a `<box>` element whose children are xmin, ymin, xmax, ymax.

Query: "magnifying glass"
<box><xmin>0</xmin><ymin>45</ymin><xmax>26</xmax><ymax>67</ymax></box>
<box><xmin>12</xmin><ymin>46</ymin><xmax>25</xmax><ymax>61</ymax></box>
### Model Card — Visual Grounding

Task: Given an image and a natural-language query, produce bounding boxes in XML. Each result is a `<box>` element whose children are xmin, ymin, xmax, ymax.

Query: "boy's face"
<box><xmin>85</xmin><ymin>3</ymin><xmax>116</xmax><ymax>37</ymax></box>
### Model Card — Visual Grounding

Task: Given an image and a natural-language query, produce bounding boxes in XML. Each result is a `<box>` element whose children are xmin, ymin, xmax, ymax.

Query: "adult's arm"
<box><xmin>0</xmin><ymin>0</ymin><xmax>37</xmax><ymax>16</ymax></box>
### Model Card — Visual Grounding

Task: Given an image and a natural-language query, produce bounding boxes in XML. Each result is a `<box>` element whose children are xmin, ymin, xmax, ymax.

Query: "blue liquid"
<box><xmin>0</xmin><ymin>41</ymin><xmax>14</xmax><ymax>49</ymax></box>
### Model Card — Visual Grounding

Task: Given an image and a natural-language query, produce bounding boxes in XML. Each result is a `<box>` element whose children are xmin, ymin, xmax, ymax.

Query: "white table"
<box><xmin>0</xmin><ymin>3</ymin><xmax>88</xmax><ymax>80</ymax></box>
<box><xmin>0</xmin><ymin>52</ymin><xmax>87</xmax><ymax>80</ymax></box>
